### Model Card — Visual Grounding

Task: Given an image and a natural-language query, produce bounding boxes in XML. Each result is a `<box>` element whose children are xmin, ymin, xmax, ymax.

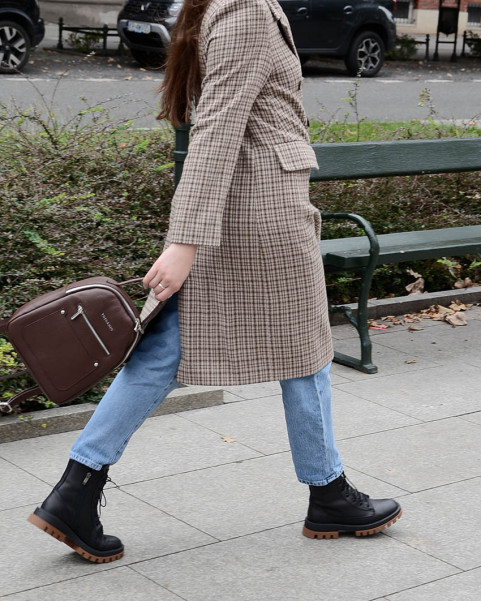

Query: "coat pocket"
<box><xmin>274</xmin><ymin>141</ymin><xmax>319</xmax><ymax>171</ymax></box>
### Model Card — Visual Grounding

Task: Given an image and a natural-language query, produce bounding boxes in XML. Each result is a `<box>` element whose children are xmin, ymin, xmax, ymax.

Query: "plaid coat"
<box><xmin>150</xmin><ymin>0</ymin><xmax>333</xmax><ymax>385</ymax></box>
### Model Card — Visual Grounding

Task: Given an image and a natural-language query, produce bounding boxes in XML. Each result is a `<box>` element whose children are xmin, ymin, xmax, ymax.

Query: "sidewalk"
<box><xmin>2</xmin><ymin>304</ymin><xmax>481</xmax><ymax>600</ymax></box>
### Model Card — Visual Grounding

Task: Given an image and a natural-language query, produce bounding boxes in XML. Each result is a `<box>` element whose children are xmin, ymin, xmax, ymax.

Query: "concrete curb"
<box><xmin>329</xmin><ymin>286</ymin><xmax>481</xmax><ymax>325</ymax></box>
<box><xmin>0</xmin><ymin>386</ymin><xmax>225</xmax><ymax>444</ymax></box>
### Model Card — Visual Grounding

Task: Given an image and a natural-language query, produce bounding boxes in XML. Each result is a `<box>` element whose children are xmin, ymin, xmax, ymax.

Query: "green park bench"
<box><xmin>173</xmin><ymin>129</ymin><xmax>481</xmax><ymax>374</ymax></box>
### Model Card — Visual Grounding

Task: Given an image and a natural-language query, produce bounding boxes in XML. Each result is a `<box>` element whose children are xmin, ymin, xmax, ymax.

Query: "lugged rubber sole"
<box><xmin>302</xmin><ymin>508</ymin><xmax>402</xmax><ymax>540</ymax></box>
<box><xmin>27</xmin><ymin>513</ymin><xmax>124</xmax><ymax>563</ymax></box>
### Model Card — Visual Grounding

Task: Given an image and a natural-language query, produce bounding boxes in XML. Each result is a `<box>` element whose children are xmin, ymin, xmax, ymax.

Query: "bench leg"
<box><xmin>330</xmin><ymin>286</ymin><xmax>377</xmax><ymax>375</ymax></box>
<box><xmin>322</xmin><ymin>212</ymin><xmax>379</xmax><ymax>374</ymax></box>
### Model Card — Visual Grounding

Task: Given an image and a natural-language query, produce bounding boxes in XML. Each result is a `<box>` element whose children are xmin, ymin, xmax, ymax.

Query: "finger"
<box><xmin>144</xmin><ymin>269</ymin><xmax>164</xmax><ymax>290</ymax></box>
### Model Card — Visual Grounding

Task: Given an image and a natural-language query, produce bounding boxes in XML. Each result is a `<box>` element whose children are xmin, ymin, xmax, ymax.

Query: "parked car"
<box><xmin>117</xmin><ymin>0</ymin><xmax>396</xmax><ymax>76</ymax></box>
<box><xmin>117</xmin><ymin>0</ymin><xmax>183</xmax><ymax>66</ymax></box>
<box><xmin>279</xmin><ymin>0</ymin><xmax>396</xmax><ymax>77</ymax></box>
<box><xmin>0</xmin><ymin>0</ymin><xmax>44</xmax><ymax>73</ymax></box>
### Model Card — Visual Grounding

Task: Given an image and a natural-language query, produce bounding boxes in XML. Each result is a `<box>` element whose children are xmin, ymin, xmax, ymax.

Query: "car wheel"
<box><xmin>0</xmin><ymin>21</ymin><xmax>31</xmax><ymax>74</ymax></box>
<box><xmin>130</xmin><ymin>48</ymin><xmax>165</xmax><ymax>68</ymax></box>
<box><xmin>345</xmin><ymin>31</ymin><xmax>385</xmax><ymax>77</ymax></box>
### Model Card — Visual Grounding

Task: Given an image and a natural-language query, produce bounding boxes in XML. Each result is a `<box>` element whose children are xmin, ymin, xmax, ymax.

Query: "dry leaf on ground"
<box><xmin>222</xmin><ymin>436</ymin><xmax>236</xmax><ymax>443</ymax></box>
<box><xmin>445</xmin><ymin>312</ymin><xmax>468</xmax><ymax>327</ymax></box>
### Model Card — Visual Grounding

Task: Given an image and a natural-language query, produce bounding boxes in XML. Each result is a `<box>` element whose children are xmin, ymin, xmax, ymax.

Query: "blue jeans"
<box><xmin>70</xmin><ymin>295</ymin><xmax>343</xmax><ymax>486</ymax></box>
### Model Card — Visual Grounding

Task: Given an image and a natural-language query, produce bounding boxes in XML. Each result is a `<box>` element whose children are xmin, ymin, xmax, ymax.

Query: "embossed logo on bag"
<box><xmin>101</xmin><ymin>313</ymin><xmax>114</xmax><ymax>332</ymax></box>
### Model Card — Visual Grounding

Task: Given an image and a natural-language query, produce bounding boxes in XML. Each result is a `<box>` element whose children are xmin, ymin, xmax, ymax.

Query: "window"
<box><xmin>394</xmin><ymin>0</ymin><xmax>414</xmax><ymax>24</ymax></box>
<box><xmin>467</xmin><ymin>3</ymin><xmax>481</xmax><ymax>27</ymax></box>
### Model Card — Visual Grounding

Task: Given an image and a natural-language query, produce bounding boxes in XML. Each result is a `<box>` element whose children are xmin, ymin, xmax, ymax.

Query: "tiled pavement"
<box><xmin>1</xmin><ymin>306</ymin><xmax>481</xmax><ymax>600</ymax></box>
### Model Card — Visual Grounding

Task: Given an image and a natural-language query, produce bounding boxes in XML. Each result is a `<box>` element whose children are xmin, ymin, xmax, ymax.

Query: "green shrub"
<box><xmin>386</xmin><ymin>34</ymin><xmax>418</xmax><ymax>61</ymax></box>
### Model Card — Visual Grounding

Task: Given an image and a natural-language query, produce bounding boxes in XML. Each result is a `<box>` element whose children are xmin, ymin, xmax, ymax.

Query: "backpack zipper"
<box><xmin>71</xmin><ymin>305</ymin><xmax>111</xmax><ymax>356</ymax></box>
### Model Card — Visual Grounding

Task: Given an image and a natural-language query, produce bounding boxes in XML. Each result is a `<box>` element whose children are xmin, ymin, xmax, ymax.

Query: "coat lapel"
<box><xmin>264</xmin><ymin>0</ymin><xmax>298</xmax><ymax>57</ymax></box>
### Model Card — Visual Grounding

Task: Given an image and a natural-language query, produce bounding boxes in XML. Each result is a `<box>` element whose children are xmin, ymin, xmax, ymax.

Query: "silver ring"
<box><xmin>157</xmin><ymin>283</ymin><xmax>166</xmax><ymax>290</ymax></box>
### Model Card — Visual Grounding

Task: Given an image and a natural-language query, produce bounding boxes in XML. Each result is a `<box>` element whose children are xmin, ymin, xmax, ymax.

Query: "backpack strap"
<box><xmin>0</xmin><ymin>385</ymin><xmax>43</xmax><ymax>414</ymax></box>
<box><xmin>0</xmin><ymin>318</ymin><xmax>8</xmax><ymax>335</ymax></box>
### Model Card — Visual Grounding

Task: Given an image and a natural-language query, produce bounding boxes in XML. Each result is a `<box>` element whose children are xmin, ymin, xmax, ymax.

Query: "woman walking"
<box><xmin>28</xmin><ymin>0</ymin><xmax>401</xmax><ymax>563</ymax></box>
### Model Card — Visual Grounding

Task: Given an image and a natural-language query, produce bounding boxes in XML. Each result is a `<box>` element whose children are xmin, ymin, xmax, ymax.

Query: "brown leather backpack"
<box><xmin>0</xmin><ymin>276</ymin><xmax>163</xmax><ymax>414</ymax></box>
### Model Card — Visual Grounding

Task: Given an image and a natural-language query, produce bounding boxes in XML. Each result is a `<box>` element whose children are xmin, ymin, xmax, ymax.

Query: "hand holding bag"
<box><xmin>0</xmin><ymin>276</ymin><xmax>163</xmax><ymax>414</ymax></box>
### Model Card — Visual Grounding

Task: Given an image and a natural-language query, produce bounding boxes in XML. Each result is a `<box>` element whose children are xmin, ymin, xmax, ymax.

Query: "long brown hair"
<box><xmin>157</xmin><ymin>0</ymin><xmax>212</xmax><ymax>126</ymax></box>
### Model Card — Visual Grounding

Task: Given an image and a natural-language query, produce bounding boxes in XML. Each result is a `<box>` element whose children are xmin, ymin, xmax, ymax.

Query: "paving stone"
<box><xmin>2</xmin><ymin>489</ymin><xmax>216</xmax><ymax>596</ymax></box>
<box><xmin>373</xmin><ymin>319</ymin><xmax>481</xmax><ymax>367</ymax></box>
<box><xmin>329</xmin><ymin>339</ymin><xmax>441</xmax><ymax>382</ymax></box>
<box><xmin>331</xmin><ymin>389</ymin><xmax>421</xmax><ymax>440</ymax></box>
<box><xmin>109</xmin><ymin>413</ymin><xmax>262</xmax><ymax>486</ymax></box>
<box><xmin>4</xmin><ymin>566</ymin><xmax>179</xmax><ymax>601</ymax></box>
<box><xmin>132</xmin><ymin>523</ymin><xmax>458</xmax><ymax>601</ymax></box>
<box><xmin>337</xmin><ymin>418</ymin><xmax>481</xmax><ymax>492</ymax></box>
<box><xmin>2</xmin><ymin>507</ymin><xmax>115</xmax><ymax>596</ymax></box>
<box><xmin>336</xmin><ymin>363</ymin><xmax>481</xmax><ymax>421</ymax></box>
<box><xmin>386</xmin><ymin>478</ymin><xmax>481</xmax><ymax>571</ymax></box>
<box><xmin>0</xmin><ymin>430</ymin><xmax>80</xmax><ymax>485</ymax></box>
<box><xmin>385</xmin><ymin>567</ymin><xmax>481</xmax><ymax>600</ymax></box>
<box><xmin>122</xmin><ymin>456</ymin><xmax>405</xmax><ymax>541</ymax></box>
<box><xmin>0</xmin><ymin>458</ymin><xmax>51</xmax><ymax>511</ymax></box>
<box><xmin>460</xmin><ymin>411</ymin><xmax>481</xmax><ymax>426</ymax></box>
<box><xmin>180</xmin><ymin>396</ymin><xmax>290</xmax><ymax>455</ymax></box>
<box><xmin>222</xmin><ymin>381</ymin><xmax>282</xmax><ymax>399</ymax></box>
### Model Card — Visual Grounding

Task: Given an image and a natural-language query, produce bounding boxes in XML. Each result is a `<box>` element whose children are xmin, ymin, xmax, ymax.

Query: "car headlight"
<box><xmin>168</xmin><ymin>2</ymin><xmax>184</xmax><ymax>17</ymax></box>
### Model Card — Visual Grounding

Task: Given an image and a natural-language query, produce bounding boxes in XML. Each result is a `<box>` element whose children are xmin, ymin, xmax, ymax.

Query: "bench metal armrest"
<box><xmin>320</xmin><ymin>212</ymin><xmax>380</xmax><ymax>374</ymax></box>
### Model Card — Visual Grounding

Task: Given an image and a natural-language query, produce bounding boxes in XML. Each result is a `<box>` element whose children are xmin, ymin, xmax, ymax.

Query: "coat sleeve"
<box><xmin>166</xmin><ymin>0</ymin><xmax>273</xmax><ymax>246</ymax></box>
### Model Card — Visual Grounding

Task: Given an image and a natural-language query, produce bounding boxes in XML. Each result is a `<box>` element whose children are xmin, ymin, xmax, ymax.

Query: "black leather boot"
<box><xmin>28</xmin><ymin>459</ymin><xmax>124</xmax><ymax>563</ymax></box>
<box><xmin>303</xmin><ymin>472</ymin><xmax>402</xmax><ymax>539</ymax></box>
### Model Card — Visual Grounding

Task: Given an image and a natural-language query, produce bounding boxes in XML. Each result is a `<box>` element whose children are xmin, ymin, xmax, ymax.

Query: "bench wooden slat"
<box><xmin>322</xmin><ymin>225</ymin><xmax>481</xmax><ymax>269</ymax></box>
<box><xmin>311</xmin><ymin>138</ymin><xmax>481</xmax><ymax>181</ymax></box>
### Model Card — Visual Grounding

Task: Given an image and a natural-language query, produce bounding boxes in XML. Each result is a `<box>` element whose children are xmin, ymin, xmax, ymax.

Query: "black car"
<box><xmin>117</xmin><ymin>0</ymin><xmax>395</xmax><ymax>76</ymax></box>
<box><xmin>0</xmin><ymin>0</ymin><xmax>44</xmax><ymax>73</ymax></box>
<box><xmin>279</xmin><ymin>0</ymin><xmax>396</xmax><ymax>76</ymax></box>
<box><xmin>117</xmin><ymin>0</ymin><xmax>183</xmax><ymax>66</ymax></box>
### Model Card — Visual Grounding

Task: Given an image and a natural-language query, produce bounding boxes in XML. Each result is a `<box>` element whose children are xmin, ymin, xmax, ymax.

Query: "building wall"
<box><xmin>39</xmin><ymin>1</ymin><xmax>124</xmax><ymax>27</ymax></box>
<box><xmin>396</xmin><ymin>0</ymin><xmax>481</xmax><ymax>35</ymax></box>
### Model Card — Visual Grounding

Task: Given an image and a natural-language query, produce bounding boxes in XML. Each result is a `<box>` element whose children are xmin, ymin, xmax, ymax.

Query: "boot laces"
<box><xmin>96</xmin><ymin>476</ymin><xmax>117</xmax><ymax>517</ymax></box>
<box><xmin>340</xmin><ymin>473</ymin><xmax>371</xmax><ymax>508</ymax></box>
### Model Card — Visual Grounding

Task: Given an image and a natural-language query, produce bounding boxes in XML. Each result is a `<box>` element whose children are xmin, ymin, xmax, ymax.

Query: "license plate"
<box><xmin>126</xmin><ymin>21</ymin><xmax>151</xmax><ymax>34</ymax></box>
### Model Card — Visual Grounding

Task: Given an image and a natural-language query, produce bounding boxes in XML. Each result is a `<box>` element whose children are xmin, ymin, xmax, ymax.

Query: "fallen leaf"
<box><xmin>124</xmin><ymin>76</ymin><xmax>132</xmax><ymax>80</ymax></box>
<box><xmin>454</xmin><ymin>278</ymin><xmax>473</xmax><ymax>289</ymax></box>
<box><xmin>435</xmin><ymin>305</ymin><xmax>454</xmax><ymax>315</ymax></box>
<box><xmin>405</xmin><ymin>359</ymin><xmax>417</xmax><ymax>364</ymax></box>
<box><xmin>408</xmin><ymin>325</ymin><xmax>424</xmax><ymax>331</ymax></box>
<box><xmin>445</xmin><ymin>313</ymin><xmax>468</xmax><ymax>327</ymax></box>
<box><xmin>405</xmin><ymin>278</ymin><xmax>425</xmax><ymax>295</ymax></box>
<box><xmin>222</xmin><ymin>436</ymin><xmax>236</xmax><ymax>443</ymax></box>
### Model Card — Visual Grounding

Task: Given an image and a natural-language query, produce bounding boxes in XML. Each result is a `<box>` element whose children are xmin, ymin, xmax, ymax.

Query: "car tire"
<box><xmin>345</xmin><ymin>31</ymin><xmax>385</xmax><ymax>77</ymax></box>
<box><xmin>130</xmin><ymin>48</ymin><xmax>165</xmax><ymax>68</ymax></box>
<box><xmin>0</xmin><ymin>20</ymin><xmax>31</xmax><ymax>74</ymax></box>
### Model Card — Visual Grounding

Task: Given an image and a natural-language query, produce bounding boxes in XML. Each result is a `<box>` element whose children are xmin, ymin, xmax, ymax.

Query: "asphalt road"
<box><xmin>1</xmin><ymin>43</ymin><xmax>480</xmax><ymax>127</ymax></box>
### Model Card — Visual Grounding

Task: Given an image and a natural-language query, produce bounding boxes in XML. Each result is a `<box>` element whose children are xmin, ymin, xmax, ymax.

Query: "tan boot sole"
<box><xmin>302</xmin><ymin>508</ymin><xmax>402</xmax><ymax>539</ymax></box>
<box><xmin>28</xmin><ymin>513</ymin><xmax>124</xmax><ymax>563</ymax></box>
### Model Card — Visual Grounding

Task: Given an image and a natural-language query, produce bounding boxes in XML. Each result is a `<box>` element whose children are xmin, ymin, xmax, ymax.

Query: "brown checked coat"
<box><xmin>150</xmin><ymin>0</ymin><xmax>333</xmax><ymax>385</ymax></box>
